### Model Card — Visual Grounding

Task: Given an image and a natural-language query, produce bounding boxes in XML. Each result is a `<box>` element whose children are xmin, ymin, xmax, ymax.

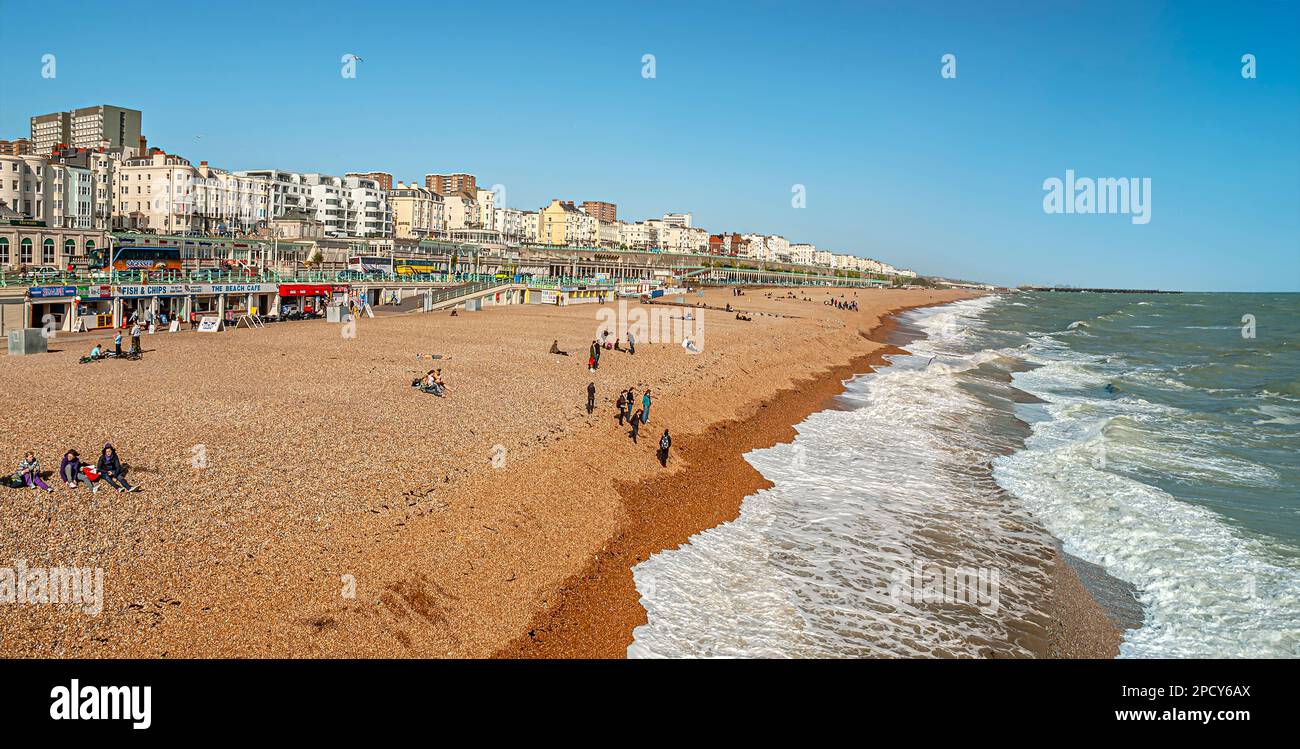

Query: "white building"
<box><xmin>475</xmin><ymin>187</ymin><xmax>496</xmax><ymax>231</ymax></box>
<box><xmin>662</xmin><ymin>212</ymin><xmax>692</xmax><ymax>228</ymax></box>
<box><xmin>620</xmin><ymin>221</ymin><xmax>657</xmax><ymax>250</ymax></box>
<box><xmin>115</xmin><ymin>151</ymin><xmax>271</xmax><ymax>235</ymax></box>
<box><xmin>789</xmin><ymin>243</ymin><xmax>816</xmax><ymax>266</ymax></box>
<box><xmin>597</xmin><ymin>219</ymin><xmax>621</xmax><ymax>248</ymax></box>
<box><xmin>235</xmin><ymin>168</ymin><xmax>389</xmax><ymax>237</ymax></box>
<box><xmin>494</xmin><ymin>206</ymin><xmax>527</xmax><ymax>244</ymax></box>
<box><xmin>685</xmin><ymin>226</ymin><xmax>709</xmax><ymax>254</ymax></box>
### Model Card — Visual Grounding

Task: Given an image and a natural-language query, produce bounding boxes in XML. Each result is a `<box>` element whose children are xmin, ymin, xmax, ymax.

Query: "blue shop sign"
<box><xmin>28</xmin><ymin>285</ymin><xmax>77</xmax><ymax>299</ymax></box>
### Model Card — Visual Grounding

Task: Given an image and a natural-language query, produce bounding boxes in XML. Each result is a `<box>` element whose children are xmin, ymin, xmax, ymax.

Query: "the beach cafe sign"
<box><xmin>113</xmin><ymin>283</ymin><xmax>279</xmax><ymax>297</ymax></box>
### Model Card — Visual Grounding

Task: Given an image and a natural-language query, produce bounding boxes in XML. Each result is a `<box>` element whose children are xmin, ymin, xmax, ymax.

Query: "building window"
<box><xmin>43</xmin><ymin>238</ymin><xmax>55</xmax><ymax>265</ymax></box>
<box><xmin>65</xmin><ymin>238</ymin><xmax>76</xmax><ymax>257</ymax></box>
<box><xmin>0</xmin><ymin>237</ymin><xmax>8</xmax><ymax>265</ymax></box>
<box><xmin>20</xmin><ymin>238</ymin><xmax>33</xmax><ymax>264</ymax></box>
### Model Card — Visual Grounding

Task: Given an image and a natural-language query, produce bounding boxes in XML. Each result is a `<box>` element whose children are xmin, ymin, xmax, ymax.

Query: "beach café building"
<box><xmin>109</xmin><ymin>281</ymin><xmax>347</xmax><ymax>328</ymax></box>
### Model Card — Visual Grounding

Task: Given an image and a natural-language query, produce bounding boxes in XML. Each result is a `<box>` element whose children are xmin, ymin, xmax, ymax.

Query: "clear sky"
<box><xmin>1</xmin><ymin>0</ymin><xmax>1296</xmax><ymax>291</ymax></box>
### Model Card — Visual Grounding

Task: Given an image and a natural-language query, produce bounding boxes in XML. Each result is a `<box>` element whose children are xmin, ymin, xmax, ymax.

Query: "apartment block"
<box><xmin>424</xmin><ymin>173</ymin><xmax>477</xmax><ymax>196</ymax></box>
<box><xmin>0</xmin><ymin>138</ymin><xmax>33</xmax><ymax>155</ymax></box>
<box><xmin>580</xmin><ymin>200</ymin><xmax>616</xmax><ymax>224</ymax></box>
<box><xmin>31</xmin><ymin>105</ymin><xmax>142</xmax><ymax>155</ymax></box>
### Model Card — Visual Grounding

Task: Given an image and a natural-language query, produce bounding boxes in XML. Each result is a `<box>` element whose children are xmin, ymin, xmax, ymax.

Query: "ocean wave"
<box><xmin>996</xmin><ymin>355</ymin><xmax>1300</xmax><ymax>658</ymax></box>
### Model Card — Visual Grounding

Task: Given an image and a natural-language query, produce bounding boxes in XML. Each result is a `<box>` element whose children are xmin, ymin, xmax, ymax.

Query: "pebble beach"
<box><xmin>0</xmin><ymin>287</ymin><xmax>1123</xmax><ymax>658</ymax></box>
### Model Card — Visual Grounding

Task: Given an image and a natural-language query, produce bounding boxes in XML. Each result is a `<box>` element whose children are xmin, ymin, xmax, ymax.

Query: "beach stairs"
<box><xmin>413</xmin><ymin>281</ymin><xmax>524</xmax><ymax>312</ymax></box>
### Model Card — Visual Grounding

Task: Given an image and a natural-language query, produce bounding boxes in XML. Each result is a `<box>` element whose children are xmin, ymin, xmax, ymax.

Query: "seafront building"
<box><xmin>30</xmin><ymin>105</ymin><xmax>142</xmax><ymax>156</ymax></box>
<box><xmin>425</xmin><ymin>173</ymin><xmax>477</xmax><ymax>196</ymax></box>
<box><xmin>0</xmin><ymin>138</ymin><xmax>33</xmax><ymax>155</ymax></box>
<box><xmin>2</xmin><ymin>105</ymin><xmax>920</xmax><ymax>284</ymax></box>
<box><xmin>580</xmin><ymin>200</ymin><xmax>617</xmax><ymax>224</ymax></box>
<box><xmin>390</xmin><ymin>182</ymin><xmax>445</xmax><ymax>240</ymax></box>
<box><xmin>234</xmin><ymin>168</ymin><xmax>389</xmax><ymax>237</ymax></box>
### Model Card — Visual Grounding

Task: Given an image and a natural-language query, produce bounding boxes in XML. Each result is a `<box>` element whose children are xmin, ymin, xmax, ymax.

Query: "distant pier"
<box><xmin>1019</xmin><ymin>287</ymin><xmax>1181</xmax><ymax>294</ymax></box>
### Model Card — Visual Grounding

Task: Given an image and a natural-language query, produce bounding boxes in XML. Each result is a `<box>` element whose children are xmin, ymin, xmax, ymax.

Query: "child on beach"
<box><xmin>16</xmin><ymin>452</ymin><xmax>53</xmax><ymax>492</ymax></box>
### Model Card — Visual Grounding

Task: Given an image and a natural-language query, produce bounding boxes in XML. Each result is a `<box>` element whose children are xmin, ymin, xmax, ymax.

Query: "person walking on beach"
<box><xmin>630</xmin><ymin>409</ymin><xmax>643</xmax><ymax>443</ymax></box>
<box><xmin>616</xmin><ymin>390</ymin><xmax>627</xmax><ymax>426</ymax></box>
<box><xmin>627</xmin><ymin>330</ymin><xmax>635</xmax><ymax>355</ymax></box>
<box><xmin>16</xmin><ymin>452</ymin><xmax>53</xmax><ymax>492</ymax></box>
<box><xmin>586</xmin><ymin>381</ymin><xmax>596</xmax><ymax>415</ymax></box>
<box><xmin>129</xmin><ymin>321</ymin><xmax>142</xmax><ymax>356</ymax></box>
<box><xmin>641</xmin><ymin>389</ymin><xmax>652</xmax><ymax>424</ymax></box>
<box><xmin>114</xmin><ymin>330</ymin><xmax>123</xmax><ymax>357</ymax></box>
<box><xmin>624</xmin><ymin>388</ymin><xmax>635</xmax><ymax>424</ymax></box>
<box><xmin>658</xmin><ymin>429</ymin><xmax>671</xmax><ymax>467</ymax></box>
<box><xmin>60</xmin><ymin>450</ymin><xmax>96</xmax><ymax>493</ymax></box>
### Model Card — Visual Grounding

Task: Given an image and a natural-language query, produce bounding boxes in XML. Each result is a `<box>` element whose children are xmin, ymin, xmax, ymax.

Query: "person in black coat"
<box><xmin>96</xmin><ymin>443</ymin><xmax>138</xmax><ymax>493</ymax></box>
<box><xmin>586</xmin><ymin>381</ymin><xmax>596</xmax><ymax>414</ymax></box>
<box><xmin>658</xmin><ymin>429</ymin><xmax>671</xmax><ymax>467</ymax></box>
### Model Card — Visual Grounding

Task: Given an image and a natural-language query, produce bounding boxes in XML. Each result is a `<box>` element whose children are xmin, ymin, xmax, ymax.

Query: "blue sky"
<box><xmin>1</xmin><ymin>0</ymin><xmax>1296</xmax><ymax>291</ymax></box>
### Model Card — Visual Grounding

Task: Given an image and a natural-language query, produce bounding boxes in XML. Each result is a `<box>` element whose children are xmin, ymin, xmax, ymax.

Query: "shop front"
<box><xmin>279</xmin><ymin>284</ymin><xmax>337</xmax><ymax>316</ymax></box>
<box><xmin>74</xmin><ymin>285</ymin><xmax>114</xmax><ymax>330</ymax></box>
<box><xmin>26</xmin><ymin>285</ymin><xmax>78</xmax><ymax>331</ymax></box>
<box><xmin>113</xmin><ymin>283</ymin><xmax>195</xmax><ymax>329</ymax></box>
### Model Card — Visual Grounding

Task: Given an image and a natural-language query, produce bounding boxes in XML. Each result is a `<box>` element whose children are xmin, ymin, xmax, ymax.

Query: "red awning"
<box><xmin>278</xmin><ymin>284</ymin><xmax>334</xmax><ymax>297</ymax></box>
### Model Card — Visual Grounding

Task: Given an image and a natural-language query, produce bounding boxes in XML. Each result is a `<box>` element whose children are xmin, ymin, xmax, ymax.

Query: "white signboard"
<box><xmin>196</xmin><ymin>316</ymin><xmax>223</xmax><ymax>333</ymax></box>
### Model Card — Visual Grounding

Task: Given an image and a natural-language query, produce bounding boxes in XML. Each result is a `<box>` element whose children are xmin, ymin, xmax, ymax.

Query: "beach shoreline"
<box><xmin>1</xmin><ymin>286</ymin><xmax>1125</xmax><ymax>658</ymax></box>
<box><xmin>497</xmin><ymin>299</ymin><xmax>1126</xmax><ymax>659</ymax></box>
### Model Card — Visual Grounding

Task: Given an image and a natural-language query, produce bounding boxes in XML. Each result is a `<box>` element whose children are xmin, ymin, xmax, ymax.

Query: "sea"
<box><xmin>627</xmin><ymin>292</ymin><xmax>1299</xmax><ymax>658</ymax></box>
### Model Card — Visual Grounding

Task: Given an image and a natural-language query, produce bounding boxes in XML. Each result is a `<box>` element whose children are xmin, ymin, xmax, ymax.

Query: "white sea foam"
<box><xmin>629</xmin><ymin>297</ymin><xmax>1056</xmax><ymax>658</ymax></box>
<box><xmin>995</xmin><ymin>341</ymin><xmax>1300</xmax><ymax>658</ymax></box>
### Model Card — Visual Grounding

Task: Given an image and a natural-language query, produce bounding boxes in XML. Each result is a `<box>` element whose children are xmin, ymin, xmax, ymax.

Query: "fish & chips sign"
<box><xmin>113</xmin><ymin>283</ymin><xmax>277</xmax><ymax>297</ymax></box>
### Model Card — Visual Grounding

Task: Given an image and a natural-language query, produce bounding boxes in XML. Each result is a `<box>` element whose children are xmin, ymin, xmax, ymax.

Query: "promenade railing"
<box><xmin>1</xmin><ymin>269</ymin><xmax>621</xmax><ymax>291</ymax></box>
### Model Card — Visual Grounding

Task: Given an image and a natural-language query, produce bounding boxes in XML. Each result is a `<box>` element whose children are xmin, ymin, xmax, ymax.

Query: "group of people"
<box><xmin>588</xmin><ymin>330</ymin><xmax>635</xmax><ymax>371</ymax></box>
<box><xmin>417</xmin><ymin>368</ymin><xmax>449</xmax><ymax>396</ymax></box>
<box><xmin>827</xmin><ymin>297</ymin><xmax>859</xmax><ymax>311</ymax></box>
<box><xmin>9</xmin><ymin>444</ymin><xmax>139</xmax><ymax>493</ymax></box>
<box><xmin>84</xmin><ymin>324</ymin><xmax>143</xmax><ymax>363</ymax></box>
<box><xmin>604</xmin><ymin>386</ymin><xmax>670</xmax><ymax>465</ymax></box>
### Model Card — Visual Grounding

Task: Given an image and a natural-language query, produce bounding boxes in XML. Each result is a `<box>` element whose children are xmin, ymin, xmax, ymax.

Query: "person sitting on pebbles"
<box><xmin>60</xmin><ymin>449</ymin><xmax>97</xmax><ymax>493</ymax></box>
<box><xmin>96</xmin><ymin>443</ymin><xmax>139</xmax><ymax>493</ymax></box>
<box><xmin>421</xmin><ymin>368</ymin><xmax>449</xmax><ymax>397</ymax></box>
<box><xmin>16</xmin><ymin>451</ymin><xmax>53</xmax><ymax>492</ymax></box>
